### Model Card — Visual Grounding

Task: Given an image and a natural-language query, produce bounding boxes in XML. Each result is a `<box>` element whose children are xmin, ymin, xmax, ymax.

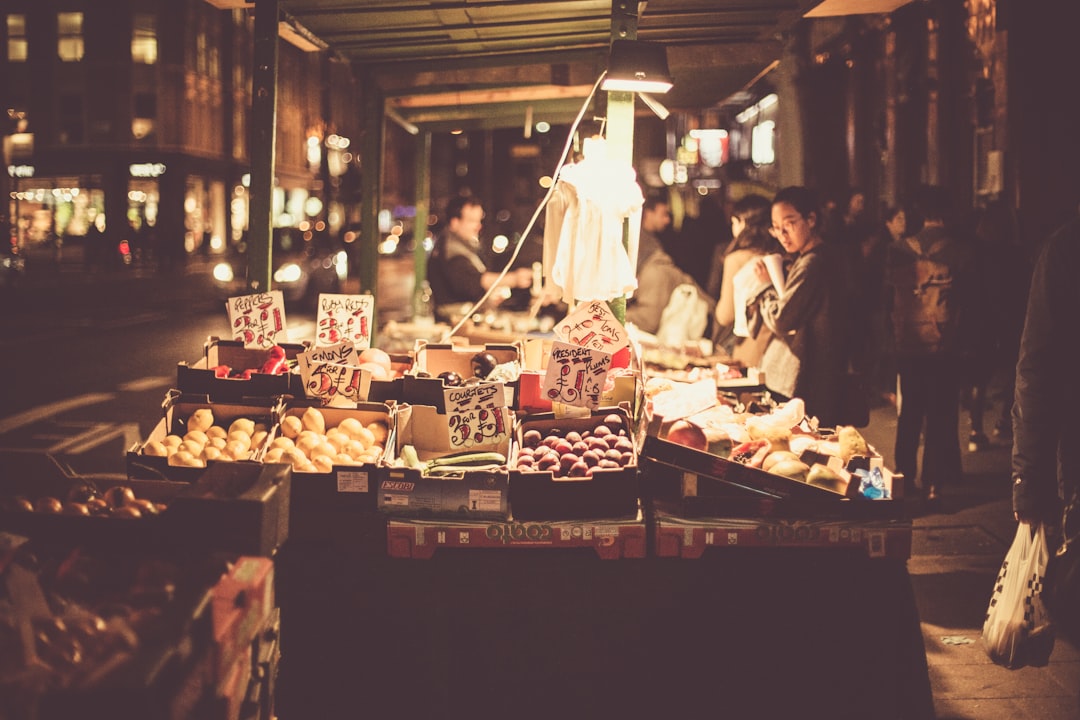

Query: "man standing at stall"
<box><xmin>427</xmin><ymin>195</ymin><xmax>531</xmax><ymax>321</ymax></box>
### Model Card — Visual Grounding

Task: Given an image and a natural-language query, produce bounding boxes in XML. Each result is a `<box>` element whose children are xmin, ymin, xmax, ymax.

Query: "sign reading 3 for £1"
<box><xmin>444</xmin><ymin>382</ymin><xmax>508</xmax><ymax>450</ymax></box>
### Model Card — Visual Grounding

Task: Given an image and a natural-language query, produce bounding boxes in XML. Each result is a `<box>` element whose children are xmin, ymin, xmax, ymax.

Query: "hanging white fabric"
<box><xmin>542</xmin><ymin>137</ymin><xmax>644</xmax><ymax>303</ymax></box>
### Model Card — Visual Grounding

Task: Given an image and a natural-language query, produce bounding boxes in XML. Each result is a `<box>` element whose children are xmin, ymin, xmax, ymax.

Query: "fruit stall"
<box><xmin>1</xmin><ymin>288</ymin><xmax>933</xmax><ymax>719</ymax></box>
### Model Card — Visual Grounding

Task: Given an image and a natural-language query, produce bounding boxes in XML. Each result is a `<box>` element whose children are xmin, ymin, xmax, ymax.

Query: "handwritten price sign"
<box><xmin>316</xmin><ymin>294</ymin><xmax>375</xmax><ymax>349</ymax></box>
<box><xmin>226</xmin><ymin>291</ymin><xmax>287</xmax><ymax>349</ymax></box>
<box><xmin>541</xmin><ymin>340</ymin><xmax>612</xmax><ymax>409</ymax></box>
<box><xmin>554</xmin><ymin>300</ymin><xmax>629</xmax><ymax>353</ymax></box>
<box><xmin>296</xmin><ymin>351</ymin><xmax>370</xmax><ymax>404</ymax></box>
<box><xmin>443</xmin><ymin>382</ymin><xmax>508</xmax><ymax>450</ymax></box>
<box><xmin>305</xmin><ymin>340</ymin><xmax>358</xmax><ymax>366</ymax></box>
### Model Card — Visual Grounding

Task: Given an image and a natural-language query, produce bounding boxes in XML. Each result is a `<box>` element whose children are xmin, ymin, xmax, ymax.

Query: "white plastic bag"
<box><xmin>656</xmin><ymin>283</ymin><xmax>709</xmax><ymax>348</ymax></box>
<box><xmin>982</xmin><ymin>522</ymin><xmax>1055</xmax><ymax>668</ymax></box>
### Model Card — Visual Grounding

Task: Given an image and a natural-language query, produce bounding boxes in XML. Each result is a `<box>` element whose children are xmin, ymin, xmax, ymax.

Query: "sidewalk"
<box><xmin>860</xmin><ymin>392</ymin><xmax>1080</xmax><ymax>719</ymax></box>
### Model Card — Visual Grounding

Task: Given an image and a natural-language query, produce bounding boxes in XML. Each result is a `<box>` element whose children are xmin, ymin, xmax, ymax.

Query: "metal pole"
<box><xmin>249</xmin><ymin>0</ymin><xmax>278</xmax><ymax>294</ymax></box>
<box><xmin>606</xmin><ymin>0</ymin><xmax>638</xmax><ymax>324</ymax></box>
<box><xmin>359</xmin><ymin>73</ymin><xmax>384</xmax><ymax>335</ymax></box>
<box><xmin>413</xmin><ymin>130</ymin><xmax>432</xmax><ymax>299</ymax></box>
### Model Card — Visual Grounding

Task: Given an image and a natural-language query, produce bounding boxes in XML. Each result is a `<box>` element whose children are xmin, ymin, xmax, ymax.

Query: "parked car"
<box><xmin>0</xmin><ymin>244</ymin><xmax>25</xmax><ymax>286</ymax></box>
<box><xmin>211</xmin><ymin>227</ymin><xmax>349</xmax><ymax>309</ymax></box>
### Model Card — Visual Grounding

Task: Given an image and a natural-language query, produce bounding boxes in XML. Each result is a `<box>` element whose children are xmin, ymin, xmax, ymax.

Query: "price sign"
<box><xmin>305</xmin><ymin>340</ymin><xmax>358</xmax><ymax>366</ymax></box>
<box><xmin>296</xmin><ymin>351</ymin><xmax>370</xmax><ymax>404</ymax></box>
<box><xmin>316</xmin><ymin>294</ymin><xmax>374</xmax><ymax>349</ymax></box>
<box><xmin>554</xmin><ymin>300</ymin><xmax>629</xmax><ymax>353</ymax></box>
<box><xmin>226</xmin><ymin>291</ymin><xmax>287</xmax><ymax>349</ymax></box>
<box><xmin>443</xmin><ymin>382</ymin><xmax>508</xmax><ymax>450</ymax></box>
<box><xmin>541</xmin><ymin>340</ymin><xmax>612</xmax><ymax>409</ymax></box>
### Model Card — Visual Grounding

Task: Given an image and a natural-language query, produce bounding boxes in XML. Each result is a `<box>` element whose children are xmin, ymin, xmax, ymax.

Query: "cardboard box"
<box><xmin>386</xmin><ymin>513</ymin><xmax>647</xmax><ymax>559</ymax></box>
<box><xmin>274</xmin><ymin>400</ymin><xmax>392</xmax><ymax>505</ymax></box>
<box><xmin>406</xmin><ymin>340</ymin><xmax>522</xmax><ymax>410</ymax></box>
<box><xmin>0</xmin><ymin>467</ymin><xmax>186</xmax><ymax>551</ymax></box>
<box><xmin>211</xmin><ymin>556</ymin><xmax>274</xmax><ymax>695</ymax></box>
<box><xmin>640</xmin><ymin>434</ymin><xmax>905</xmax><ymax>522</ymax></box>
<box><xmin>164</xmin><ymin>462</ymin><xmax>292</xmax><ymax>556</ymax></box>
<box><xmin>508</xmin><ymin>407</ymin><xmax>639</xmax><ymax>521</ymax></box>
<box><xmin>378</xmin><ymin>403</ymin><xmax>511</xmax><ymax>520</ymax></box>
<box><xmin>175</xmin><ymin>336</ymin><xmax>310</xmax><ymax>402</ymax></box>
<box><xmin>518</xmin><ymin>337</ymin><xmax>641</xmax><ymax>418</ymax></box>
<box><xmin>127</xmin><ymin>392</ymin><xmax>281</xmax><ymax>483</ymax></box>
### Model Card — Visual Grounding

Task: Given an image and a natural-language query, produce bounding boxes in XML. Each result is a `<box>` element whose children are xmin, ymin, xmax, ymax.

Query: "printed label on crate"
<box><xmin>542</xmin><ymin>341</ymin><xmax>612</xmax><ymax>409</ymax></box>
<box><xmin>226</xmin><ymin>291</ymin><xmax>287</xmax><ymax>349</ymax></box>
<box><xmin>316</xmin><ymin>293</ymin><xmax>374</xmax><ymax>350</ymax></box>
<box><xmin>555</xmin><ymin>300</ymin><xmax>629</xmax><ymax>354</ymax></box>
<box><xmin>466</xmin><ymin>489</ymin><xmax>504</xmax><ymax>513</ymax></box>
<box><xmin>336</xmin><ymin>470</ymin><xmax>369</xmax><ymax>493</ymax></box>
<box><xmin>485</xmin><ymin>522</ymin><xmax>555</xmax><ymax>544</ymax></box>
<box><xmin>297</xmin><ymin>352</ymin><xmax>371</xmax><ymax>403</ymax></box>
<box><xmin>444</xmin><ymin>383</ymin><xmax>509</xmax><ymax>449</ymax></box>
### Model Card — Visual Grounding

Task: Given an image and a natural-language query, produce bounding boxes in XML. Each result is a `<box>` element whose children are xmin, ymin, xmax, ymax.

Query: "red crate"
<box><xmin>386</xmin><ymin>514</ymin><xmax>646</xmax><ymax>560</ymax></box>
<box><xmin>653</xmin><ymin>510</ymin><xmax>912</xmax><ymax>560</ymax></box>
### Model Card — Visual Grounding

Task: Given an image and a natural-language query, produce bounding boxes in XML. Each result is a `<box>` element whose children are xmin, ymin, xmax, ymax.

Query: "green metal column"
<box><xmin>249</xmin><ymin>0</ymin><xmax>278</xmax><ymax>294</ymax></box>
<box><xmin>359</xmin><ymin>74</ymin><xmax>384</xmax><ymax>333</ymax></box>
<box><xmin>413</xmin><ymin>130</ymin><xmax>432</xmax><ymax>298</ymax></box>
<box><xmin>606</xmin><ymin>0</ymin><xmax>638</xmax><ymax>324</ymax></box>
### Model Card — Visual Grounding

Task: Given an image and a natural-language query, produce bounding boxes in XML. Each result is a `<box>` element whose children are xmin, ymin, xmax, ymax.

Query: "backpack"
<box><xmin>889</xmin><ymin>238</ymin><xmax>959</xmax><ymax>355</ymax></box>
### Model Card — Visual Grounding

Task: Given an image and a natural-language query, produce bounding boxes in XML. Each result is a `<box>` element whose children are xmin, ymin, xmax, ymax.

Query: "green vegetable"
<box><xmin>400</xmin><ymin>444</ymin><xmax>422</xmax><ymax>469</ymax></box>
<box><xmin>427</xmin><ymin>451</ymin><xmax>506</xmax><ymax>468</ymax></box>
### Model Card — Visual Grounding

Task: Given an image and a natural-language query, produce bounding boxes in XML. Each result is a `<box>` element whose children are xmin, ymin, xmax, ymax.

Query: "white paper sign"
<box><xmin>305</xmin><ymin>340</ymin><xmax>358</xmax><ymax>366</ymax></box>
<box><xmin>554</xmin><ymin>300</ymin><xmax>630</xmax><ymax>354</ymax></box>
<box><xmin>316</xmin><ymin>293</ymin><xmax>375</xmax><ymax>349</ymax></box>
<box><xmin>296</xmin><ymin>352</ymin><xmax>371</xmax><ymax>404</ymax></box>
<box><xmin>443</xmin><ymin>382</ymin><xmax>509</xmax><ymax>450</ymax></box>
<box><xmin>226</xmin><ymin>291</ymin><xmax>288</xmax><ymax>349</ymax></box>
<box><xmin>542</xmin><ymin>340</ymin><xmax>613</xmax><ymax>409</ymax></box>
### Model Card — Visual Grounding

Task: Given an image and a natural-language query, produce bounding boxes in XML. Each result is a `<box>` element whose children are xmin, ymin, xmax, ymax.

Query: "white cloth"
<box><xmin>542</xmin><ymin>157</ymin><xmax>643</xmax><ymax>302</ymax></box>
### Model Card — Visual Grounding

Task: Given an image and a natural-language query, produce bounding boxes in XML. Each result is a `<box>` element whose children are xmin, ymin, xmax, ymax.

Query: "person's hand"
<box><xmin>513</xmin><ymin>267</ymin><xmax>534</xmax><ymax>289</ymax></box>
<box><xmin>752</xmin><ymin>257</ymin><xmax>769</xmax><ymax>283</ymax></box>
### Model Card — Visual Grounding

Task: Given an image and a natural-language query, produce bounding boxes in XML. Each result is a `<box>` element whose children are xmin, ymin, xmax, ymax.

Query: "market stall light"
<box><xmin>600</xmin><ymin>40</ymin><xmax>673</xmax><ymax>94</ymax></box>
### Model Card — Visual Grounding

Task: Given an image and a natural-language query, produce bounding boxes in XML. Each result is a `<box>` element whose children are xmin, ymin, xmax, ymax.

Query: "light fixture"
<box><xmin>600</xmin><ymin>39</ymin><xmax>673</xmax><ymax>94</ymax></box>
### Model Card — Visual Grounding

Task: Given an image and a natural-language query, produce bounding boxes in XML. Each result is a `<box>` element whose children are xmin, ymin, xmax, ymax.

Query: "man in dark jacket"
<box><xmin>427</xmin><ymin>195</ymin><xmax>531</xmax><ymax>320</ymax></box>
<box><xmin>1011</xmin><ymin>210</ymin><xmax>1080</xmax><ymax>651</ymax></box>
<box><xmin>885</xmin><ymin>185</ymin><xmax>973</xmax><ymax>502</ymax></box>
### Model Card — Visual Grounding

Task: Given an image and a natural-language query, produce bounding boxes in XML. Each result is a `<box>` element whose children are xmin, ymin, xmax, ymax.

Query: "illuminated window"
<box><xmin>57</xmin><ymin>12</ymin><xmax>83</xmax><ymax>61</ymax></box>
<box><xmin>6</xmin><ymin>14</ymin><xmax>27</xmax><ymax>62</ymax></box>
<box><xmin>132</xmin><ymin>13</ymin><xmax>157</xmax><ymax>64</ymax></box>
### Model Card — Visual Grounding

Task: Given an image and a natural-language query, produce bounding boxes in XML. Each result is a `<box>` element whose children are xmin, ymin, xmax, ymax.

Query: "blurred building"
<box><xmin>1</xmin><ymin>0</ymin><xmax>363</xmax><ymax>268</ymax></box>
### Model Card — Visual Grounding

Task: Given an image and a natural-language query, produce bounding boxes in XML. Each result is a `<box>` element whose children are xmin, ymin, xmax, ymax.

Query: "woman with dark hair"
<box><xmin>748</xmin><ymin>186</ymin><xmax>854</xmax><ymax>427</ymax></box>
<box><xmin>710</xmin><ymin>193</ymin><xmax>782</xmax><ymax>365</ymax></box>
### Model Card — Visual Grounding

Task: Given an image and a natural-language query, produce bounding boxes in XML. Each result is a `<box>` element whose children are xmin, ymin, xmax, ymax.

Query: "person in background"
<box><xmin>710</xmin><ymin>193</ymin><xmax>781</xmax><ymax>366</ymax></box>
<box><xmin>749</xmin><ymin>186</ymin><xmax>852</xmax><ymax>427</ymax></box>
<box><xmin>1011</xmin><ymin>207</ymin><xmax>1080</xmax><ymax>650</ymax></box>
<box><xmin>427</xmin><ymin>195</ymin><xmax>532</xmax><ymax>320</ymax></box>
<box><xmin>625</xmin><ymin>195</ymin><xmax>712</xmax><ymax>336</ymax></box>
<box><xmin>886</xmin><ymin>185</ymin><xmax>973</xmax><ymax>503</ymax></box>
<box><xmin>861</xmin><ymin>204</ymin><xmax>907</xmax><ymax>406</ymax></box>
<box><xmin>963</xmin><ymin>200</ymin><xmax>1030</xmax><ymax>451</ymax></box>
<box><xmin>673</xmin><ymin>191</ymin><xmax>729</xmax><ymax>294</ymax></box>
